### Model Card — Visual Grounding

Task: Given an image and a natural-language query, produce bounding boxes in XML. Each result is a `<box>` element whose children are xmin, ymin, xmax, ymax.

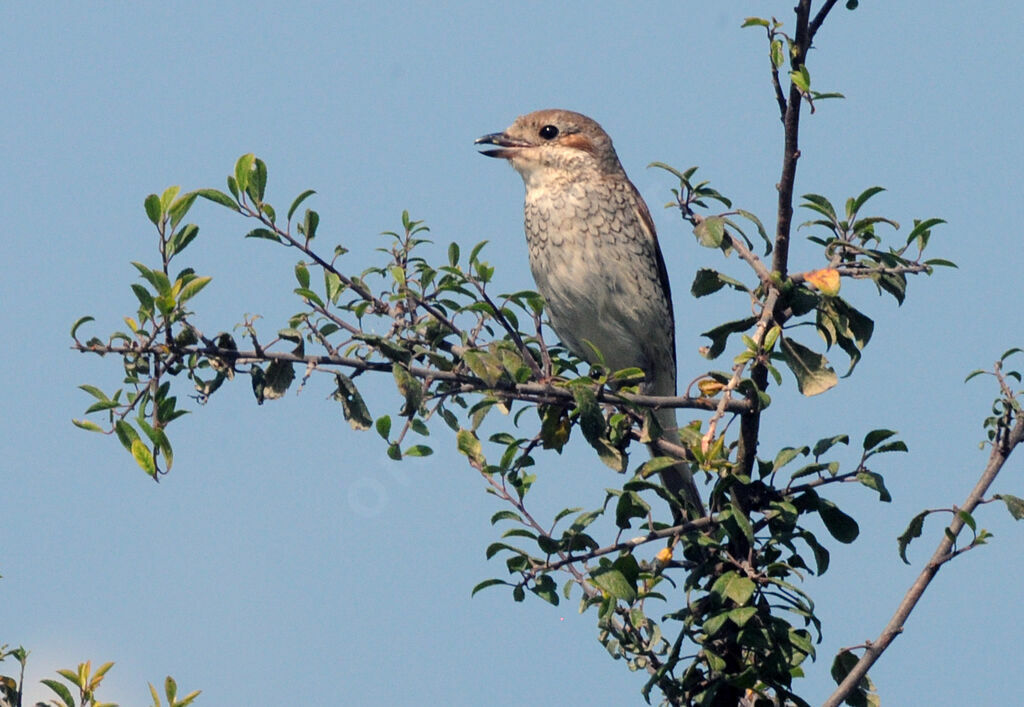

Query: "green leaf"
<box><xmin>727</xmin><ymin>606</ymin><xmax>758</xmax><ymax>628</ymax></box>
<box><xmin>790</xmin><ymin>65</ymin><xmax>811</xmax><ymax>92</ymax></box>
<box><xmin>375</xmin><ymin>415</ymin><xmax>392</xmax><ymax>440</ymax></box>
<box><xmin>874</xmin><ymin>441</ymin><xmax>908</xmax><ymax>454</ymax></box>
<box><xmin>295</xmin><ymin>262</ymin><xmax>310</xmax><ymax>289</ymax></box>
<box><xmin>131</xmin><ymin>262</ymin><xmax>171</xmax><ymax>296</ymax></box>
<box><xmin>572</xmin><ymin>386</ymin><xmax>604</xmax><ymax>444</ymax></box>
<box><xmin>572</xmin><ymin>385</ymin><xmax>625</xmax><ymax>472</ymax></box>
<box><xmin>71</xmin><ymin>315</ymin><xmax>95</xmax><ymax>339</ymax></box>
<box><xmin>780</xmin><ymin>336</ymin><xmax>838</xmax><ymax>396</ymax></box>
<box><xmin>463</xmin><ymin>349</ymin><xmax>505</xmax><ymax>387</ymax></box>
<box><xmin>691</xmin><ymin>268</ymin><xmax>748</xmax><ymax>298</ymax></box>
<box><xmin>168</xmin><ymin>223</ymin><xmax>200</xmax><ymax>257</ymax></box>
<box><xmin>812</xmin><ymin>433</ymin><xmax>849</xmax><ymax>458</ymax></box>
<box><xmin>700</xmin><ymin>316</ymin><xmax>758</xmax><ymax>359</ymax></box>
<box><xmin>40</xmin><ymin>678</ymin><xmax>75</xmax><ymax>707</ymax></box>
<box><xmin>85</xmin><ymin>399</ymin><xmax>120</xmax><ymax>414</ymax></box>
<box><xmin>471</xmin><ymin>578</ymin><xmax>510</xmax><ymax>596</ymax></box>
<box><xmin>490</xmin><ymin>510</ymin><xmax>523</xmax><ymax>525</ymax></box>
<box><xmin>590</xmin><ymin>566</ymin><xmax>636</xmax><ymax>602</ymax></box>
<box><xmin>799</xmin><ymin>530</ymin><xmax>831</xmax><ymax>575</ymax></box>
<box><xmin>897</xmin><ymin>511</ymin><xmax>928</xmax><ymax>564</ymax></box>
<box><xmin>693</xmin><ymin>216</ymin><xmax>726</xmax><ymax>248</ymax></box>
<box><xmin>770</xmin><ymin>38</ymin><xmax>785</xmax><ymax>69</ymax></box>
<box><xmin>245</xmin><ymin>227</ymin><xmax>282</xmax><ymax>243</ymax></box>
<box><xmin>648</xmin><ymin>161</ymin><xmax>697</xmax><ymax>184</ymax></box>
<box><xmin>114</xmin><ymin>419</ymin><xmax>141</xmax><ymax>450</ymax></box>
<box><xmin>160</xmin><ymin>185</ymin><xmax>181</xmax><ymax>214</ymax></box>
<box><xmin>294</xmin><ymin>287</ymin><xmax>324</xmax><ymax>307</ymax></box>
<box><xmin>144</xmin><ymin>193</ymin><xmax>163</xmax><ymax>225</ymax></box>
<box><xmin>392</xmin><ymin>363</ymin><xmax>422</xmax><ymax>416</ymax></box>
<box><xmin>178</xmin><ymin>275</ymin><xmax>211</xmax><ymax>303</ymax></box>
<box><xmin>324</xmin><ymin>270</ymin><xmax>343</xmax><ymax>303</ymax></box>
<box><xmin>234</xmin><ymin>153</ymin><xmax>255</xmax><ymax>194</ymax></box>
<box><xmin>703</xmin><ymin>612</ymin><xmax>730</xmax><ymax>638</ymax></box>
<box><xmin>773</xmin><ymin>446</ymin><xmax>808</xmax><ymax>472</ymax></box>
<box><xmin>724</xmin><ymin>574</ymin><xmax>756</xmax><ymax>605</ymax></box>
<box><xmin>735</xmin><ymin>208</ymin><xmax>772</xmax><ymax>251</ymax></box>
<box><xmin>530</xmin><ymin>574</ymin><xmax>559</xmax><ymax>605</ymax></box>
<box><xmin>849</xmin><ymin>186</ymin><xmax>886</xmax><ymax>217</ymax></box>
<box><xmin>79</xmin><ymin>384</ymin><xmax>109</xmax><ymax>401</ymax></box>
<box><xmin>818</xmin><ymin>297</ymin><xmax>874</xmax><ymax>377</ymax></box>
<box><xmin>875</xmin><ymin>271</ymin><xmax>907</xmax><ymax>304</ymax></box>
<box><xmin>726</xmin><ymin>500</ymin><xmax>755</xmax><ymax>543</ymax></box>
<box><xmin>957</xmin><ymin>509</ymin><xmax>976</xmax><ymax>532</ymax></box>
<box><xmin>72</xmin><ymin>418</ymin><xmax>104</xmax><ymax>432</ymax></box>
<box><xmin>996</xmin><ymin>494</ymin><xmax>1024</xmax><ymax>521</ymax></box>
<box><xmin>301</xmin><ymin>208</ymin><xmax>319</xmax><ymax>240</ymax></box>
<box><xmin>261</xmin><ymin>359</ymin><xmax>295</xmax><ymax>400</ymax></box>
<box><xmin>830</xmin><ymin>648</ymin><xmax>878</xmax><ymax>706</ymax></box>
<box><xmin>857</xmin><ymin>471</ymin><xmax>892</xmax><ymax>502</ymax></box>
<box><xmin>862</xmin><ymin>429</ymin><xmax>896</xmax><ymax>451</ymax></box>
<box><xmin>818</xmin><ymin>498</ymin><xmax>859</xmax><ymax>543</ymax></box>
<box><xmin>287</xmin><ymin>189</ymin><xmax>317</xmax><ymax>221</ymax></box>
<box><xmin>248</xmin><ymin>157</ymin><xmax>268</xmax><ymax>202</ymax></box>
<box><xmin>614</xmin><ymin>490</ymin><xmax>650</xmax><ymax>530</ymax></box>
<box><xmin>741</xmin><ymin>16</ymin><xmax>770</xmax><ymax>28</ymax></box>
<box><xmin>333</xmin><ymin>373</ymin><xmax>373</xmax><ymax>431</ymax></box>
<box><xmin>905</xmin><ymin>217</ymin><xmax>946</xmax><ymax>248</ymax></box>
<box><xmin>195</xmin><ymin>188</ymin><xmax>240</xmax><ymax>211</ymax></box>
<box><xmin>802</xmin><ymin>193</ymin><xmax>838</xmax><ymax>222</ymax></box>
<box><xmin>168</xmin><ymin>191</ymin><xmax>198</xmax><ymax>230</ymax></box>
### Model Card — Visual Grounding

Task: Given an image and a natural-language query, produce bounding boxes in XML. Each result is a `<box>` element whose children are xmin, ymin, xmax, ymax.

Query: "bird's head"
<box><xmin>476</xmin><ymin>109</ymin><xmax>623</xmax><ymax>183</ymax></box>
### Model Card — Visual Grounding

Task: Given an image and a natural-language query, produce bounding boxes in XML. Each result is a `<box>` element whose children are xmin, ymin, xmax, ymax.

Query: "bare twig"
<box><xmin>723</xmin><ymin>229</ymin><xmax>773</xmax><ymax>285</ymax></box>
<box><xmin>772</xmin><ymin>0</ymin><xmax>839</xmax><ymax>277</ymax></box>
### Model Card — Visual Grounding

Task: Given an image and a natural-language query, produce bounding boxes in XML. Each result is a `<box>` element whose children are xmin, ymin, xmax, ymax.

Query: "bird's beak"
<box><xmin>475</xmin><ymin>132</ymin><xmax>531</xmax><ymax>159</ymax></box>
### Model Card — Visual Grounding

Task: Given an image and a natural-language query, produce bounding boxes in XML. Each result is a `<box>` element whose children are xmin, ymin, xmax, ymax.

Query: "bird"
<box><xmin>475</xmin><ymin>109</ymin><xmax>704</xmax><ymax>517</ymax></box>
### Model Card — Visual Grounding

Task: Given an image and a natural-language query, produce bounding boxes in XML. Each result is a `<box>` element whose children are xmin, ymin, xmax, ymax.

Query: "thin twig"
<box><xmin>522</xmin><ymin>515</ymin><xmax>716</xmax><ymax>578</ymax></box>
<box><xmin>702</xmin><ymin>289</ymin><xmax>780</xmax><ymax>453</ymax></box>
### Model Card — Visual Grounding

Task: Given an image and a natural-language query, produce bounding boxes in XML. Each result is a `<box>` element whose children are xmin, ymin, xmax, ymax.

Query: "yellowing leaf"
<box><xmin>655</xmin><ymin>546</ymin><xmax>673</xmax><ymax>564</ymax></box>
<box><xmin>804</xmin><ymin>268</ymin><xmax>840</xmax><ymax>295</ymax></box>
<box><xmin>697</xmin><ymin>378</ymin><xmax>725</xmax><ymax>397</ymax></box>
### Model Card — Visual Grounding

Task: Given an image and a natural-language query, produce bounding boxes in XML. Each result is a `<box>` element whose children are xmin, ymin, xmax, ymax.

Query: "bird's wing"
<box><xmin>625</xmin><ymin>178</ymin><xmax>678</xmax><ymax>377</ymax></box>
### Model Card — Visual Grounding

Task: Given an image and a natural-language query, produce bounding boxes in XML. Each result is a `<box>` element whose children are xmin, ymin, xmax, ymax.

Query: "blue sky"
<box><xmin>2</xmin><ymin>2</ymin><xmax>1022</xmax><ymax>705</ymax></box>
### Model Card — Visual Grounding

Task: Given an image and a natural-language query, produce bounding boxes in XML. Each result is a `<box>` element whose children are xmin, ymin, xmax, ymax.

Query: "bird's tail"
<box><xmin>650</xmin><ymin>406</ymin><xmax>706</xmax><ymax>518</ymax></box>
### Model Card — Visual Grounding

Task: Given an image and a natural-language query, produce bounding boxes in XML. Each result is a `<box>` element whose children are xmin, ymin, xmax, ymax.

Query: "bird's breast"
<box><xmin>521</xmin><ymin>178</ymin><xmax>674</xmax><ymax>381</ymax></box>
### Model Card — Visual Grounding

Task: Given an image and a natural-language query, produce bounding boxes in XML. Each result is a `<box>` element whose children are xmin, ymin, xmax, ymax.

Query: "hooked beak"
<box><xmin>475</xmin><ymin>132</ymin><xmax>532</xmax><ymax>159</ymax></box>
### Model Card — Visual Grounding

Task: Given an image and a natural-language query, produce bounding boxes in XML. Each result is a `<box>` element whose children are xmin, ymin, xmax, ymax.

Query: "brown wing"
<box><xmin>625</xmin><ymin>177</ymin><xmax>677</xmax><ymax>375</ymax></box>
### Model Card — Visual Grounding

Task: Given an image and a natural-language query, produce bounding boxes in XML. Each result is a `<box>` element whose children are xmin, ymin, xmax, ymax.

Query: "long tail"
<box><xmin>651</xmin><ymin>406</ymin><xmax>706</xmax><ymax>518</ymax></box>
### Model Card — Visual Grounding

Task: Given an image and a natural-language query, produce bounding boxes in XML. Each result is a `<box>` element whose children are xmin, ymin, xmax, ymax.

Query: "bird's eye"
<box><xmin>538</xmin><ymin>125</ymin><xmax>559</xmax><ymax>140</ymax></box>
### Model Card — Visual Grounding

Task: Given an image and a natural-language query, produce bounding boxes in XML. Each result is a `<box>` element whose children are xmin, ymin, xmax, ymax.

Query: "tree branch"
<box><xmin>771</xmin><ymin>0</ymin><xmax>838</xmax><ymax>277</ymax></box>
<box><xmin>521</xmin><ymin>515</ymin><xmax>717</xmax><ymax>579</ymax></box>
<box><xmin>823</xmin><ymin>411</ymin><xmax>1024</xmax><ymax>707</ymax></box>
<box><xmin>72</xmin><ymin>342</ymin><xmax>753</xmax><ymax>414</ymax></box>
